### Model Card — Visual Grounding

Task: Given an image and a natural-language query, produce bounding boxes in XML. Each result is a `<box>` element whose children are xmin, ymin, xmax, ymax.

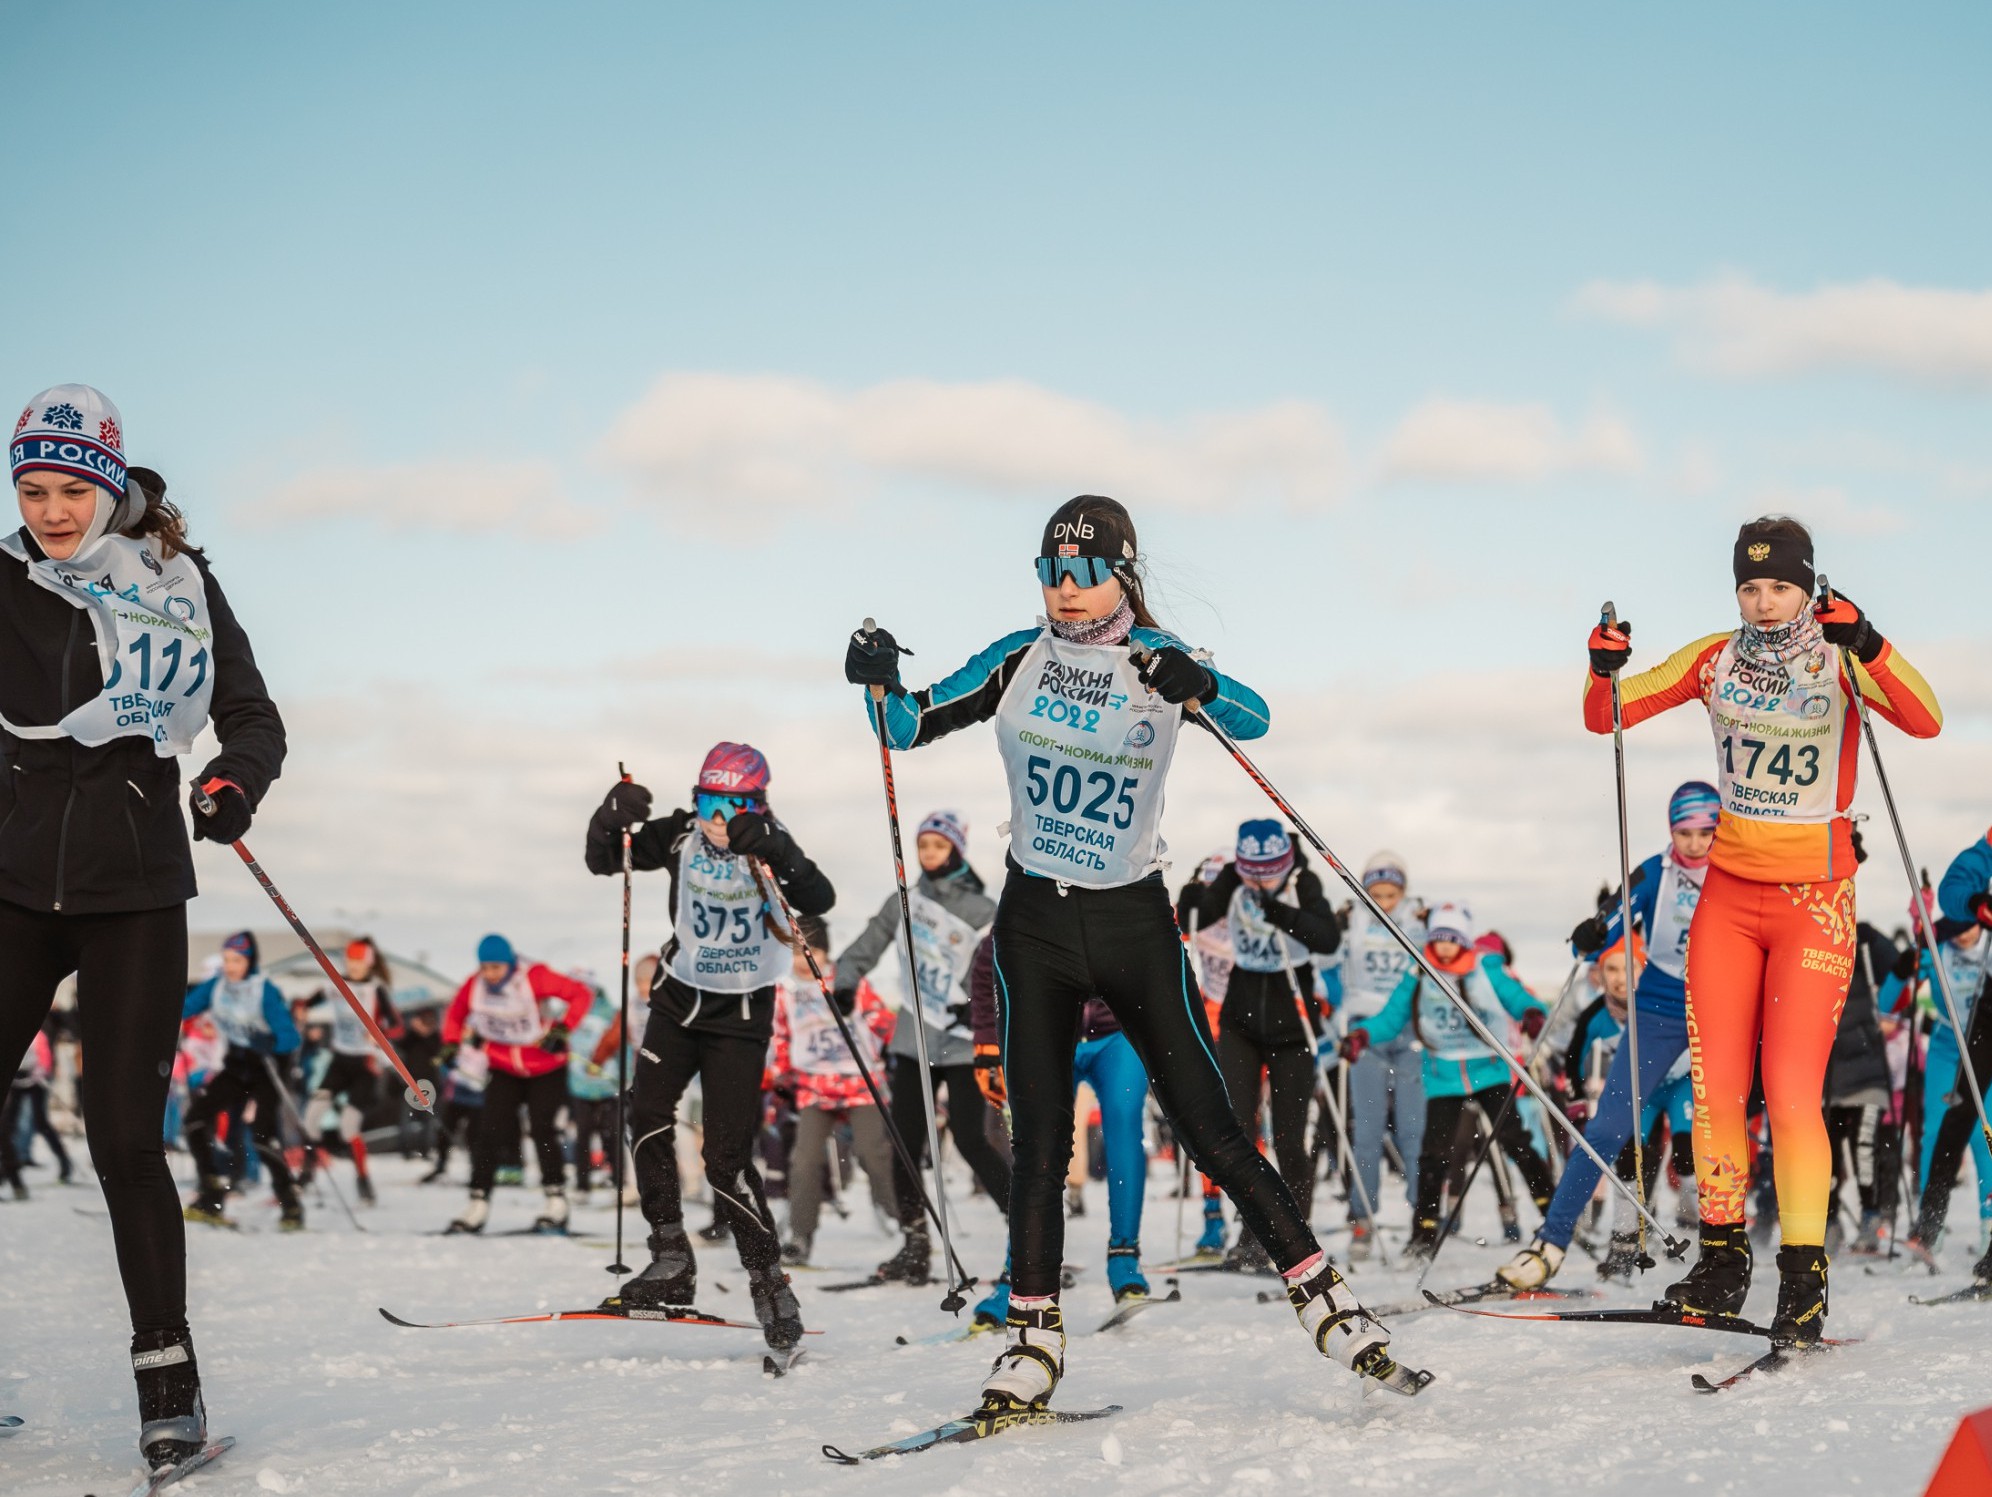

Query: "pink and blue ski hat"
<box><xmin>11</xmin><ymin>384</ymin><xmax>127</xmax><ymax>496</ymax></box>
<box><xmin>1361</xmin><ymin>850</ymin><xmax>1408</xmax><ymax>890</ymax></box>
<box><xmin>1425</xmin><ymin>901</ymin><xmax>1476</xmax><ymax>948</ymax></box>
<box><xmin>1668</xmin><ymin>781</ymin><xmax>1721</xmax><ymax>831</ymax></box>
<box><xmin>695</xmin><ymin>741</ymin><xmax>770</xmax><ymax>798</ymax></box>
<box><xmin>1235</xmin><ymin>820</ymin><xmax>1295</xmax><ymax>882</ymax></box>
<box><xmin>221</xmin><ymin>931</ymin><xmax>258</xmax><ymax>969</ymax></box>
<box><xmin>917</xmin><ymin>809</ymin><xmax>969</xmax><ymax>858</ymax></box>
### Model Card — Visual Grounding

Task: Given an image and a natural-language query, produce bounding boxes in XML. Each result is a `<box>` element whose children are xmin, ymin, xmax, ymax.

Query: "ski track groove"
<box><xmin>3</xmin><ymin>1152</ymin><xmax>1989</xmax><ymax>1494</ymax></box>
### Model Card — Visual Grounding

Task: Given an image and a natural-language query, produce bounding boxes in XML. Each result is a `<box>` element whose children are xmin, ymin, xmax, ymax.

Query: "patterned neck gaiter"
<box><xmin>1047</xmin><ymin>594</ymin><xmax>1135</xmax><ymax>647</ymax></box>
<box><xmin>1737</xmin><ymin>608</ymin><xmax>1825</xmax><ymax>670</ymax></box>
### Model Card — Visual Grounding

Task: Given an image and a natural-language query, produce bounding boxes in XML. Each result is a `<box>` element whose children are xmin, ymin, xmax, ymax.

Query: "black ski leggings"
<box><xmin>627</xmin><ymin>1010</ymin><xmax>780</xmax><ymax>1274</ymax></box>
<box><xmin>1828</xmin><ymin>1101</ymin><xmax>1901</xmax><ymax>1221</ymax></box>
<box><xmin>570</xmin><ymin>1095</ymin><xmax>623</xmax><ymax>1191</ymax></box>
<box><xmin>1919</xmin><ymin>989</ymin><xmax>1992</xmax><ymax>1228</ymax></box>
<box><xmin>993</xmin><ymin>866</ymin><xmax>1317</xmax><ymax>1296</ymax></box>
<box><xmin>1218</xmin><ymin>1018</ymin><xmax>1318</xmax><ymax>1222</ymax></box>
<box><xmin>885</xmin><ymin>1053</ymin><xmax>1012</xmax><ymax>1226</ymax></box>
<box><xmin>0</xmin><ymin>898</ymin><xmax>188</xmax><ymax>1333</ymax></box>
<box><xmin>470</xmin><ymin>1069</ymin><xmax>568</xmax><ymax>1193</ymax></box>
<box><xmin>183</xmin><ymin>1049</ymin><xmax>303</xmax><ymax>1207</ymax></box>
<box><xmin>1416</xmin><ymin>1085</ymin><xmax>1556</xmax><ymax>1231</ymax></box>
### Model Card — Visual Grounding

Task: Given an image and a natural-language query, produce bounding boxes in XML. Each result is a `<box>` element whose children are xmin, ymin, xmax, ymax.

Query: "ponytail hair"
<box><xmin>120</xmin><ymin>466</ymin><xmax>201</xmax><ymax>559</ymax></box>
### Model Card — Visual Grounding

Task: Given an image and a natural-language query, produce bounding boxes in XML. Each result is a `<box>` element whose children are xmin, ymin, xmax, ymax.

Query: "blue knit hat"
<box><xmin>1668</xmin><ymin>781</ymin><xmax>1721</xmax><ymax>831</ymax></box>
<box><xmin>477</xmin><ymin>933</ymin><xmax>516</xmax><ymax>967</ymax></box>
<box><xmin>1236</xmin><ymin>819</ymin><xmax>1295</xmax><ymax>882</ymax></box>
<box><xmin>221</xmin><ymin>930</ymin><xmax>258</xmax><ymax>970</ymax></box>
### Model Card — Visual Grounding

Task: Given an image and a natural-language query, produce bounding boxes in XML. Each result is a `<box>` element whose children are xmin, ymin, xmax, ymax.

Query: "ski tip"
<box><xmin>1421</xmin><ymin>1289</ymin><xmax>1446</xmax><ymax>1306</ymax></box>
<box><xmin>376</xmin><ymin>1307</ymin><xmax>419</xmax><ymax>1327</ymax></box>
<box><xmin>1689</xmin><ymin>1373</ymin><xmax>1720</xmax><ymax>1393</ymax></box>
<box><xmin>823</xmin><ymin>1443</ymin><xmax>859</xmax><ymax>1465</ymax></box>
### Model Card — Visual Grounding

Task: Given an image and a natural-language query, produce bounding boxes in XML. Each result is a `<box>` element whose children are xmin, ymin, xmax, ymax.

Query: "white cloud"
<box><xmin>1750</xmin><ymin>485</ymin><xmax>1908</xmax><ymax>539</ymax></box>
<box><xmin>597</xmin><ymin>373</ymin><xmax>1347</xmax><ymax>510</ymax></box>
<box><xmin>249</xmin><ymin>460</ymin><xmax>604</xmax><ymax>538</ymax></box>
<box><xmin>1377</xmin><ymin>399</ymin><xmax>1643</xmax><ymax>484</ymax></box>
<box><xmin>1572</xmin><ymin>275</ymin><xmax>1992</xmax><ymax>386</ymax></box>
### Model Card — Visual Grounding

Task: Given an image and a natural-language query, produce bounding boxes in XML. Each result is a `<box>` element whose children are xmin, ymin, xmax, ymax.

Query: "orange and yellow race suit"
<box><xmin>1584</xmin><ymin>623</ymin><xmax>1940</xmax><ymax>1244</ymax></box>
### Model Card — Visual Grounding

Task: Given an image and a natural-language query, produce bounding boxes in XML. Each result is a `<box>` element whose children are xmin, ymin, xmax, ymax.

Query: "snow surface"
<box><xmin>5</xmin><ymin>1149</ymin><xmax>1989</xmax><ymax>1497</ymax></box>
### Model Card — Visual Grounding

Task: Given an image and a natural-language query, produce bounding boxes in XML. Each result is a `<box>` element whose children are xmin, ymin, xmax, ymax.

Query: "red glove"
<box><xmin>1520</xmin><ymin>1010</ymin><xmax>1546</xmax><ymax>1042</ymax></box>
<box><xmin>1814</xmin><ymin>593</ymin><xmax>1882</xmax><ymax>663</ymax></box>
<box><xmin>1566</xmin><ymin>1099</ymin><xmax>1591</xmax><ymax>1126</ymax></box>
<box><xmin>1587</xmin><ymin>620</ymin><xmax>1632</xmax><ymax>676</ymax></box>
<box><xmin>1970</xmin><ymin>892</ymin><xmax>1992</xmax><ymax>932</ymax></box>
<box><xmin>1340</xmin><ymin>1029</ymin><xmax>1370</xmax><ymax>1063</ymax></box>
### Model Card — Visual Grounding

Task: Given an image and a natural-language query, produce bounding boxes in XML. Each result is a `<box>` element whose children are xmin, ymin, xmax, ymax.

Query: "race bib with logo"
<box><xmin>668</xmin><ymin>835</ymin><xmax>791</xmax><ymax>994</ymax></box>
<box><xmin>0</xmin><ymin>531</ymin><xmax>215</xmax><ymax>755</ymax></box>
<box><xmin>1645</xmin><ymin>857</ymin><xmax>1705</xmax><ymax>982</ymax></box>
<box><xmin>993</xmin><ymin>630</ymin><xmax>1181</xmax><ymax>889</ymax></box>
<box><xmin>1705</xmin><ymin>636</ymin><xmax>1842</xmax><ymax>825</ymax></box>
<box><xmin>1343</xmin><ymin>903</ymin><xmax>1425</xmax><ymax>1021</ymax></box>
<box><xmin>329</xmin><ymin>979</ymin><xmax>384</xmax><ymax>1056</ymax></box>
<box><xmin>468</xmin><ymin>969</ymin><xmax>548</xmax><ymax>1046</ymax></box>
<box><xmin>1227</xmin><ymin>884</ymin><xmax>1309</xmax><ymax>975</ymax></box>
<box><xmin>782</xmin><ymin>982</ymin><xmax>869</xmax><ymax>1077</ymax></box>
<box><xmin>902</xmin><ymin>889</ymin><xmax>981</xmax><ymax>1031</ymax></box>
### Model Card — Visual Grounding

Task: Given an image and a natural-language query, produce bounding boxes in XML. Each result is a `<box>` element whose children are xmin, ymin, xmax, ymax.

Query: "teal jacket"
<box><xmin>1354</xmin><ymin>951</ymin><xmax>1545</xmax><ymax>1098</ymax></box>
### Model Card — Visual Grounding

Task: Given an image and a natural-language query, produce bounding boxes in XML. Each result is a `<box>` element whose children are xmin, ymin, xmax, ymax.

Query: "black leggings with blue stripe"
<box><xmin>993</xmin><ymin>863</ymin><xmax>1318</xmax><ymax>1295</ymax></box>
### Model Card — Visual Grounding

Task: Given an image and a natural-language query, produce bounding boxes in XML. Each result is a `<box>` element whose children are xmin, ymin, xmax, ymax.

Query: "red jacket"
<box><xmin>442</xmin><ymin>963</ymin><xmax>591</xmax><ymax>1079</ymax></box>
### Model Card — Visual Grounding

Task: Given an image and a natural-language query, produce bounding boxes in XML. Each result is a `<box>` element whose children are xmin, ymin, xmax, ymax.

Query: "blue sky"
<box><xmin>5</xmin><ymin>4</ymin><xmax>1988</xmax><ymax>982</ymax></box>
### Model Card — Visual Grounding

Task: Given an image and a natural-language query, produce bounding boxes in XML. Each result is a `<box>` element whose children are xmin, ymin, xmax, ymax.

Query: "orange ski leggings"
<box><xmin>1684</xmin><ymin>864</ymin><xmax>1857</xmax><ymax>1247</ymax></box>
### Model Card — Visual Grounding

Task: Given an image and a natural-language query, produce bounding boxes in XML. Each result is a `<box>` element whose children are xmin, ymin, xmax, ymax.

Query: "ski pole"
<box><xmin>609</xmin><ymin>762</ymin><xmax>636</xmax><ymax>1278</ymax></box>
<box><xmin>192</xmin><ymin>780</ymin><xmax>436</xmax><ymax>1114</ymax></box>
<box><xmin>1175</xmin><ymin>906</ymin><xmax>1200</xmax><ymax>1263</ymax></box>
<box><xmin>1277</xmin><ymin>944</ymin><xmax>1391</xmax><ymax>1268</ymax></box>
<box><xmin>1134</xmin><ymin>658</ymin><xmax>1688</xmax><ymax>1256</ymax></box>
<box><xmin>751</xmin><ymin>860</ymin><xmax>976</xmax><ymax>1308</ymax></box>
<box><xmin>259</xmin><ymin>1054</ymin><xmax>363</xmax><ymax>1233</ymax></box>
<box><xmin>853</xmin><ymin>621</ymin><xmax>972</xmax><ymax>1312</ymax></box>
<box><xmin>1600</xmin><ymin>602</ymin><xmax>1651</xmax><ymax>1262</ymax></box>
<box><xmin>1819</xmin><ymin>577</ymin><xmax>1992</xmax><ymax>1159</ymax></box>
<box><xmin>1422</xmin><ymin>958</ymin><xmax>1585</xmax><ymax>1283</ymax></box>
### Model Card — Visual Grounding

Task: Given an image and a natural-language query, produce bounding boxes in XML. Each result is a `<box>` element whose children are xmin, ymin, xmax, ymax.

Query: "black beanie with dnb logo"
<box><xmin>1041</xmin><ymin>495</ymin><xmax>1137</xmax><ymax>563</ymax></box>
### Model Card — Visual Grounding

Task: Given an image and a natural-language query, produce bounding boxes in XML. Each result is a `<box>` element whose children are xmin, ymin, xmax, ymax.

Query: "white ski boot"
<box><xmin>977</xmin><ymin>1296</ymin><xmax>1065</xmax><ymax>1411</ymax></box>
<box><xmin>446</xmin><ymin>1189</ymin><xmax>490</xmax><ymax>1235</ymax></box>
<box><xmin>1285</xmin><ymin>1253</ymin><xmax>1412</xmax><ymax>1388</ymax></box>
<box><xmin>1496</xmin><ymin>1237</ymin><xmax>1565</xmax><ymax>1291</ymax></box>
<box><xmin>533</xmin><ymin>1186</ymin><xmax>569</xmax><ymax>1233</ymax></box>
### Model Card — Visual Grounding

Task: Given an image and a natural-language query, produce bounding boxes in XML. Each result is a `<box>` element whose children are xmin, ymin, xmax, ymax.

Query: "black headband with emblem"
<box><xmin>1733</xmin><ymin>531</ymin><xmax>1814</xmax><ymax>592</ymax></box>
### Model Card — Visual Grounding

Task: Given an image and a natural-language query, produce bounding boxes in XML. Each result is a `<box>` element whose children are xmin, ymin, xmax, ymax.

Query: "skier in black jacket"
<box><xmin>0</xmin><ymin>386</ymin><xmax>285</xmax><ymax>1474</ymax></box>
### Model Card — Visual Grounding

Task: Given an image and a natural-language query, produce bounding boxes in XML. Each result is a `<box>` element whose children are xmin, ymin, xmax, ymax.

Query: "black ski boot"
<box><xmin>1972</xmin><ymin>1240</ymin><xmax>1992</xmax><ymax>1288</ymax></box>
<box><xmin>1224</xmin><ymin>1231</ymin><xmax>1273</xmax><ymax>1274</ymax></box>
<box><xmin>619</xmin><ymin>1223</ymin><xmax>697</xmax><ymax>1309</ymax></box>
<box><xmin>183</xmin><ymin>1174</ymin><xmax>231</xmax><ymax>1228</ymax></box>
<box><xmin>1659</xmin><ymin>1222</ymin><xmax>1752</xmax><ymax>1318</ymax></box>
<box><xmin>278</xmin><ymin>1200</ymin><xmax>306</xmax><ymax>1233</ymax></box>
<box><xmin>1597</xmin><ymin>1231</ymin><xmax>1641</xmax><ymax>1284</ymax></box>
<box><xmin>697</xmin><ymin>1214</ymin><xmax>731</xmax><ymax>1244</ymax></box>
<box><xmin>355</xmin><ymin>1173</ymin><xmax>377</xmax><ymax>1206</ymax></box>
<box><xmin>132</xmin><ymin>1326</ymin><xmax>207</xmax><ymax>1470</ymax></box>
<box><xmin>1399</xmin><ymin>1218</ymin><xmax>1441</xmax><ymax>1265</ymax></box>
<box><xmin>748</xmin><ymin>1265</ymin><xmax>805</xmax><ymax>1351</ymax></box>
<box><xmin>876</xmin><ymin>1222</ymin><xmax>932</xmax><ymax>1284</ymax></box>
<box><xmin>1769</xmin><ymin>1244</ymin><xmax>1828</xmax><ymax>1347</ymax></box>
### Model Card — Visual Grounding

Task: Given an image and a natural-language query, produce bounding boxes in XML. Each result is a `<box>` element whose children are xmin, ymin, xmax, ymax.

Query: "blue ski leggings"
<box><xmin>1073</xmin><ymin>1031</ymin><xmax>1151</xmax><ymax>1248</ymax></box>
<box><xmin>1541</xmin><ymin>998</ymin><xmax>1690</xmax><ymax>1250</ymax></box>
<box><xmin>1349</xmin><ymin>1033</ymin><xmax>1424</xmax><ymax>1221</ymax></box>
<box><xmin>1919</xmin><ymin>1027</ymin><xmax>1992</xmax><ymax>1221</ymax></box>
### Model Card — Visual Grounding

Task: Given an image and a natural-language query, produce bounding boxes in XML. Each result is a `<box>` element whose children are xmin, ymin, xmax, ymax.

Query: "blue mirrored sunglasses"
<box><xmin>696</xmin><ymin>791</ymin><xmax>764</xmax><ymax>823</ymax></box>
<box><xmin>1035</xmin><ymin>555</ymin><xmax>1119</xmax><ymax>588</ymax></box>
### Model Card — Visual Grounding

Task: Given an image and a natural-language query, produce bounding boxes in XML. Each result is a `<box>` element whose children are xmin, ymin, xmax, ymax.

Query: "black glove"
<box><xmin>1138</xmin><ymin>646</ymin><xmax>1217</xmax><ymax>706</ymax></box>
<box><xmin>1570</xmin><ymin>914</ymin><xmax>1611</xmax><ymax>957</ymax></box>
<box><xmin>830</xmin><ymin>986</ymin><xmax>859</xmax><ymax>1017</ymax></box>
<box><xmin>1256</xmin><ymin>893</ymin><xmax>1302</xmax><ymax>934</ymax></box>
<box><xmin>1588</xmin><ymin>619</ymin><xmax>1633</xmax><ymax>676</ymax></box>
<box><xmin>725</xmin><ymin>810</ymin><xmax>792</xmax><ymax>864</ymax></box>
<box><xmin>537</xmin><ymin>1028</ymin><xmax>570</xmax><ymax>1056</ymax></box>
<box><xmin>947</xmin><ymin>1001</ymin><xmax>973</xmax><ymax>1032</ymax></box>
<box><xmin>1890</xmin><ymin>943</ymin><xmax>1920</xmax><ymax>982</ymax></box>
<box><xmin>189</xmin><ymin>778</ymin><xmax>252</xmax><ymax>844</ymax></box>
<box><xmin>845</xmin><ymin>623</ymin><xmax>909</xmax><ymax>697</ymax></box>
<box><xmin>595</xmin><ymin>780</ymin><xmax>653</xmax><ymax>831</ymax></box>
<box><xmin>1971</xmin><ymin>892</ymin><xmax>1992</xmax><ymax>932</ymax></box>
<box><xmin>1815</xmin><ymin>594</ymin><xmax>1883</xmax><ymax>664</ymax></box>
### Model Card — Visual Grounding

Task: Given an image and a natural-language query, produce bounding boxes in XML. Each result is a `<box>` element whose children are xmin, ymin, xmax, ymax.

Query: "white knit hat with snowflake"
<box><xmin>11</xmin><ymin>384</ymin><xmax>128</xmax><ymax>497</ymax></box>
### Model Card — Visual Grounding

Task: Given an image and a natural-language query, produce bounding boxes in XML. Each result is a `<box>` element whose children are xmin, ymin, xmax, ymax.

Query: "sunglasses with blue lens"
<box><xmin>1034</xmin><ymin>555</ymin><xmax>1119</xmax><ymax>589</ymax></box>
<box><xmin>696</xmin><ymin>791</ymin><xmax>764</xmax><ymax>823</ymax></box>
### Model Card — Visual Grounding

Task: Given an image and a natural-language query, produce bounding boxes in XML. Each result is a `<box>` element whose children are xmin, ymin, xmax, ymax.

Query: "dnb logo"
<box><xmin>1122</xmin><ymin>720</ymin><xmax>1155</xmax><ymax>749</ymax></box>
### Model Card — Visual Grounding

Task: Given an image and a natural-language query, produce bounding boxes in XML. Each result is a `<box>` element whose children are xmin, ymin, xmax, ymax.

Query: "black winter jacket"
<box><xmin>0</xmin><ymin>532</ymin><xmax>286</xmax><ymax>914</ymax></box>
<box><xmin>1827</xmin><ymin>921</ymin><xmax>1901</xmax><ymax>1104</ymax></box>
<box><xmin>1177</xmin><ymin>848</ymin><xmax>1341</xmax><ymax>1047</ymax></box>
